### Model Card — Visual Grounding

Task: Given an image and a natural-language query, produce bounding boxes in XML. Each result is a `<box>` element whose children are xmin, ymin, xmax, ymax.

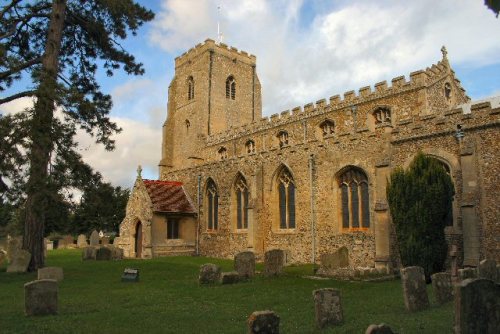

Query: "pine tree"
<box><xmin>0</xmin><ymin>0</ymin><xmax>154</xmax><ymax>270</ymax></box>
<box><xmin>387</xmin><ymin>152</ymin><xmax>454</xmax><ymax>281</ymax></box>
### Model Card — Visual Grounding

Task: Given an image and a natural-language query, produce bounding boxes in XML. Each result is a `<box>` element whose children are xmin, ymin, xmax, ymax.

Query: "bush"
<box><xmin>387</xmin><ymin>152</ymin><xmax>454</xmax><ymax>281</ymax></box>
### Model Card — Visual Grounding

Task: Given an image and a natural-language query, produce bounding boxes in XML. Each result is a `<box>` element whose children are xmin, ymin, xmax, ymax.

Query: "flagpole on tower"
<box><xmin>217</xmin><ymin>2</ymin><xmax>223</xmax><ymax>43</ymax></box>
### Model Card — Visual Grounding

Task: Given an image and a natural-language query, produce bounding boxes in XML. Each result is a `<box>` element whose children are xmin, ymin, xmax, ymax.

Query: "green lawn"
<box><xmin>0</xmin><ymin>249</ymin><xmax>453</xmax><ymax>333</ymax></box>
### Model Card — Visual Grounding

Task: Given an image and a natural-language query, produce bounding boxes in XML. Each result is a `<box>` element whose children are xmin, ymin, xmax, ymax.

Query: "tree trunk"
<box><xmin>23</xmin><ymin>0</ymin><xmax>66</xmax><ymax>271</ymax></box>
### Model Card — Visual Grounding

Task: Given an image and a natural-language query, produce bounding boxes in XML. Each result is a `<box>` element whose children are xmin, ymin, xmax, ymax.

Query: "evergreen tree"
<box><xmin>387</xmin><ymin>152</ymin><xmax>454</xmax><ymax>281</ymax></box>
<box><xmin>0</xmin><ymin>0</ymin><xmax>154</xmax><ymax>270</ymax></box>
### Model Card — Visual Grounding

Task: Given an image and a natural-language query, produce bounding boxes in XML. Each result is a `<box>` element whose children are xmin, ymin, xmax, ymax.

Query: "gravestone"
<box><xmin>400</xmin><ymin>266</ymin><xmax>429</xmax><ymax>312</ymax></box>
<box><xmin>121</xmin><ymin>268</ymin><xmax>139</xmax><ymax>282</ymax></box>
<box><xmin>454</xmin><ymin>278</ymin><xmax>500</xmax><ymax>334</ymax></box>
<box><xmin>0</xmin><ymin>250</ymin><xmax>6</xmax><ymax>266</ymax></box>
<box><xmin>320</xmin><ymin>246</ymin><xmax>349</xmax><ymax>270</ymax></box>
<box><xmin>458</xmin><ymin>268</ymin><xmax>476</xmax><ymax>281</ymax></box>
<box><xmin>89</xmin><ymin>230</ymin><xmax>99</xmax><ymax>246</ymax></box>
<box><xmin>45</xmin><ymin>239</ymin><xmax>53</xmax><ymax>251</ymax></box>
<box><xmin>221</xmin><ymin>271</ymin><xmax>240</xmax><ymax>284</ymax></box>
<box><xmin>7</xmin><ymin>236</ymin><xmax>22</xmax><ymax>262</ymax></box>
<box><xmin>24</xmin><ymin>279</ymin><xmax>58</xmax><ymax>316</ymax></box>
<box><xmin>264</xmin><ymin>249</ymin><xmax>285</xmax><ymax>277</ymax></box>
<box><xmin>477</xmin><ymin>259</ymin><xmax>497</xmax><ymax>281</ymax></box>
<box><xmin>431</xmin><ymin>272</ymin><xmax>453</xmax><ymax>304</ymax></box>
<box><xmin>313</xmin><ymin>288</ymin><xmax>343</xmax><ymax>328</ymax></box>
<box><xmin>101</xmin><ymin>236</ymin><xmax>110</xmax><ymax>245</ymax></box>
<box><xmin>38</xmin><ymin>267</ymin><xmax>64</xmax><ymax>282</ymax></box>
<box><xmin>7</xmin><ymin>249</ymin><xmax>31</xmax><ymax>273</ymax></box>
<box><xmin>235</xmin><ymin>251</ymin><xmax>255</xmax><ymax>278</ymax></box>
<box><xmin>247</xmin><ymin>310</ymin><xmax>280</xmax><ymax>334</ymax></box>
<box><xmin>199</xmin><ymin>263</ymin><xmax>221</xmax><ymax>284</ymax></box>
<box><xmin>365</xmin><ymin>323</ymin><xmax>395</xmax><ymax>334</ymax></box>
<box><xmin>107</xmin><ymin>245</ymin><xmax>124</xmax><ymax>260</ymax></box>
<box><xmin>77</xmin><ymin>234</ymin><xmax>88</xmax><ymax>248</ymax></box>
<box><xmin>96</xmin><ymin>247</ymin><xmax>112</xmax><ymax>261</ymax></box>
<box><xmin>60</xmin><ymin>235</ymin><xmax>74</xmax><ymax>249</ymax></box>
<box><xmin>82</xmin><ymin>246</ymin><xmax>97</xmax><ymax>261</ymax></box>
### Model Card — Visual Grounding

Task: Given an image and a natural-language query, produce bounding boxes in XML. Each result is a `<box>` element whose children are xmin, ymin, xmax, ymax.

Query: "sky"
<box><xmin>1</xmin><ymin>0</ymin><xmax>500</xmax><ymax>190</ymax></box>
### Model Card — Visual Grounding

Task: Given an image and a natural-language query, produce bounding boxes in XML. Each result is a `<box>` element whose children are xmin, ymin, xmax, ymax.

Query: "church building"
<box><xmin>118</xmin><ymin>39</ymin><xmax>499</xmax><ymax>272</ymax></box>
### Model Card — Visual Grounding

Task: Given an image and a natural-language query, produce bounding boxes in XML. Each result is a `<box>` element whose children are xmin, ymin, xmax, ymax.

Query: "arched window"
<box><xmin>218</xmin><ymin>147</ymin><xmax>228</xmax><ymax>160</ymax></box>
<box><xmin>373</xmin><ymin>107</ymin><xmax>391</xmax><ymax>125</ymax></box>
<box><xmin>235</xmin><ymin>174</ymin><xmax>249</xmax><ymax>230</ymax></box>
<box><xmin>245</xmin><ymin>140</ymin><xmax>255</xmax><ymax>154</ymax></box>
<box><xmin>277</xmin><ymin>130</ymin><xmax>289</xmax><ymax>148</ymax></box>
<box><xmin>277</xmin><ymin>167</ymin><xmax>295</xmax><ymax>229</ymax></box>
<box><xmin>444</xmin><ymin>82</ymin><xmax>452</xmax><ymax>100</ymax></box>
<box><xmin>206</xmin><ymin>179</ymin><xmax>219</xmax><ymax>231</ymax></box>
<box><xmin>338</xmin><ymin>167</ymin><xmax>370</xmax><ymax>230</ymax></box>
<box><xmin>319</xmin><ymin>120</ymin><xmax>335</xmax><ymax>137</ymax></box>
<box><xmin>187</xmin><ymin>76</ymin><xmax>194</xmax><ymax>100</ymax></box>
<box><xmin>433</xmin><ymin>158</ymin><xmax>454</xmax><ymax>227</ymax></box>
<box><xmin>226</xmin><ymin>75</ymin><xmax>236</xmax><ymax>100</ymax></box>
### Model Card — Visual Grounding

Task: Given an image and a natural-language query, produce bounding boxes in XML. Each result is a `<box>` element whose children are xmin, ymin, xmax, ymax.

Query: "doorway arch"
<box><xmin>135</xmin><ymin>221</ymin><xmax>142</xmax><ymax>258</ymax></box>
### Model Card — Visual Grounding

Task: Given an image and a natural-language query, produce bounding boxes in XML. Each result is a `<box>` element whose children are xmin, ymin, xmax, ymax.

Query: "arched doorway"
<box><xmin>135</xmin><ymin>222</ymin><xmax>142</xmax><ymax>258</ymax></box>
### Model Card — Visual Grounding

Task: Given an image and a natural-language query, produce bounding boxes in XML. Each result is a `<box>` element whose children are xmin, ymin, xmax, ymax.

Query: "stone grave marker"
<box><xmin>101</xmin><ymin>236</ymin><xmax>110</xmax><ymax>245</ymax></box>
<box><xmin>96</xmin><ymin>247</ymin><xmax>112</xmax><ymax>261</ymax></box>
<box><xmin>38</xmin><ymin>267</ymin><xmax>64</xmax><ymax>282</ymax></box>
<box><xmin>247</xmin><ymin>310</ymin><xmax>280</xmax><ymax>334</ymax></box>
<box><xmin>454</xmin><ymin>278</ymin><xmax>500</xmax><ymax>334</ymax></box>
<box><xmin>61</xmin><ymin>235</ymin><xmax>75</xmax><ymax>248</ymax></box>
<box><xmin>77</xmin><ymin>234</ymin><xmax>88</xmax><ymax>248</ymax></box>
<box><xmin>365</xmin><ymin>323</ymin><xmax>395</xmax><ymax>334</ymax></box>
<box><xmin>313</xmin><ymin>288</ymin><xmax>343</xmax><ymax>328</ymax></box>
<box><xmin>45</xmin><ymin>238</ymin><xmax>53</xmax><ymax>251</ymax></box>
<box><xmin>89</xmin><ymin>230</ymin><xmax>99</xmax><ymax>246</ymax></box>
<box><xmin>7</xmin><ymin>249</ymin><xmax>31</xmax><ymax>273</ymax></box>
<box><xmin>107</xmin><ymin>245</ymin><xmax>124</xmax><ymax>260</ymax></box>
<box><xmin>400</xmin><ymin>266</ymin><xmax>429</xmax><ymax>312</ymax></box>
<box><xmin>0</xmin><ymin>250</ymin><xmax>6</xmax><ymax>266</ymax></box>
<box><xmin>221</xmin><ymin>271</ymin><xmax>239</xmax><ymax>284</ymax></box>
<box><xmin>121</xmin><ymin>268</ymin><xmax>139</xmax><ymax>282</ymax></box>
<box><xmin>24</xmin><ymin>279</ymin><xmax>58</xmax><ymax>316</ymax></box>
<box><xmin>477</xmin><ymin>259</ymin><xmax>497</xmax><ymax>281</ymax></box>
<box><xmin>458</xmin><ymin>268</ymin><xmax>476</xmax><ymax>281</ymax></box>
<box><xmin>264</xmin><ymin>249</ymin><xmax>285</xmax><ymax>277</ymax></box>
<box><xmin>320</xmin><ymin>246</ymin><xmax>349</xmax><ymax>270</ymax></box>
<box><xmin>199</xmin><ymin>263</ymin><xmax>221</xmax><ymax>284</ymax></box>
<box><xmin>7</xmin><ymin>235</ymin><xmax>22</xmax><ymax>262</ymax></box>
<box><xmin>234</xmin><ymin>251</ymin><xmax>255</xmax><ymax>278</ymax></box>
<box><xmin>82</xmin><ymin>246</ymin><xmax>97</xmax><ymax>261</ymax></box>
<box><xmin>431</xmin><ymin>272</ymin><xmax>453</xmax><ymax>304</ymax></box>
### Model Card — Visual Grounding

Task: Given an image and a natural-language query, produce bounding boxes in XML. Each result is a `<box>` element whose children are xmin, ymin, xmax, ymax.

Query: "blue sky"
<box><xmin>2</xmin><ymin>0</ymin><xmax>500</xmax><ymax>189</ymax></box>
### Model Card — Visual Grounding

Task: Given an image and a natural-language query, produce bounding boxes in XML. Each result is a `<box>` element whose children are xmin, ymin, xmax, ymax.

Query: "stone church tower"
<box><xmin>159</xmin><ymin>39</ymin><xmax>262</xmax><ymax>173</ymax></box>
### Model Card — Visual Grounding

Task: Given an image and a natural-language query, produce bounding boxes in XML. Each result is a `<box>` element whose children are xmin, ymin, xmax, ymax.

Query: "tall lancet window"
<box><xmin>235</xmin><ymin>174</ymin><xmax>249</xmax><ymax>230</ymax></box>
<box><xmin>206</xmin><ymin>179</ymin><xmax>219</xmax><ymax>231</ymax></box>
<box><xmin>278</xmin><ymin>167</ymin><xmax>295</xmax><ymax>229</ymax></box>
<box><xmin>187</xmin><ymin>76</ymin><xmax>194</xmax><ymax>100</ymax></box>
<box><xmin>226</xmin><ymin>75</ymin><xmax>236</xmax><ymax>100</ymax></box>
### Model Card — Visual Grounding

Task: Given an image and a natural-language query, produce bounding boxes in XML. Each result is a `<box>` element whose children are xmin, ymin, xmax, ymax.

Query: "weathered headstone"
<box><xmin>38</xmin><ymin>267</ymin><xmax>64</xmax><ymax>282</ymax></box>
<box><xmin>121</xmin><ymin>268</ymin><xmax>139</xmax><ymax>282</ymax></box>
<box><xmin>82</xmin><ymin>246</ymin><xmax>96</xmax><ymax>261</ymax></box>
<box><xmin>264</xmin><ymin>249</ymin><xmax>285</xmax><ymax>277</ymax></box>
<box><xmin>400</xmin><ymin>266</ymin><xmax>429</xmax><ymax>312</ymax></box>
<box><xmin>58</xmin><ymin>235</ymin><xmax>74</xmax><ymax>249</ymax></box>
<box><xmin>235</xmin><ymin>251</ymin><xmax>255</xmax><ymax>278</ymax></box>
<box><xmin>320</xmin><ymin>246</ymin><xmax>349</xmax><ymax>270</ymax></box>
<box><xmin>431</xmin><ymin>272</ymin><xmax>453</xmax><ymax>304</ymax></box>
<box><xmin>458</xmin><ymin>268</ymin><xmax>476</xmax><ymax>281</ymax></box>
<box><xmin>221</xmin><ymin>271</ymin><xmax>240</xmax><ymax>284</ymax></box>
<box><xmin>365</xmin><ymin>323</ymin><xmax>395</xmax><ymax>334</ymax></box>
<box><xmin>199</xmin><ymin>263</ymin><xmax>221</xmax><ymax>284</ymax></box>
<box><xmin>313</xmin><ymin>288</ymin><xmax>343</xmax><ymax>328</ymax></box>
<box><xmin>7</xmin><ymin>249</ymin><xmax>31</xmax><ymax>273</ymax></box>
<box><xmin>45</xmin><ymin>239</ymin><xmax>53</xmax><ymax>251</ymax></box>
<box><xmin>7</xmin><ymin>235</ymin><xmax>22</xmax><ymax>262</ymax></box>
<box><xmin>89</xmin><ymin>230</ymin><xmax>99</xmax><ymax>246</ymax></box>
<box><xmin>96</xmin><ymin>247</ymin><xmax>112</xmax><ymax>261</ymax></box>
<box><xmin>247</xmin><ymin>310</ymin><xmax>280</xmax><ymax>334</ymax></box>
<box><xmin>454</xmin><ymin>278</ymin><xmax>500</xmax><ymax>334</ymax></box>
<box><xmin>107</xmin><ymin>245</ymin><xmax>124</xmax><ymax>260</ymax></box>
<box><xmin>24</xmin><ymin>279</ymin><xmax>58</xmax><ymax>316</ymax></box>
<box><xmin>77</xmin><ymin>234</ymin><xmax>88</xmax><ymax>248</ymax></box>
<box><xmin>477</xmin><ymin>259</ymin><xmax>497</xmax><ymax>281</ymax></box>
<box><xmin>101</xmin><ymin>236</ymin><xmax>110</xmax><ymax>245</ymax></box>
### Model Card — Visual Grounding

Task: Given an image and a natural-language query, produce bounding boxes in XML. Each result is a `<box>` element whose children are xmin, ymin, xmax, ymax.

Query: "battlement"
<box><xmin>175</xmin><ymin>38</ymin><xmax>257</xmax><ymax>68</ymax></box>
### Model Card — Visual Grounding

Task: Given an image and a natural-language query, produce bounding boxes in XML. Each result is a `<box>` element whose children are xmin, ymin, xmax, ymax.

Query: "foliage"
<box><xmin>0</xmin><ymin>250</ymin><xmax>454</xmax><ymax>333</ymax></box>
<box><xmin>485</xmin><ymin>0</ymin><xmax>500</xmax><ymax>17</ymax></box>
<box><xmin>387</xmin><ymin>152</ymin><xmax>454</xmax><ymax>281</ymax></box>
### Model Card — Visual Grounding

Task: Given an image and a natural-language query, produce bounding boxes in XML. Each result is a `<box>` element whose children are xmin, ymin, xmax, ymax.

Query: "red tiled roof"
<box><xmin>143</xmin><ymin>179</ymin><xmax>197</xmax><ymax>214</ymax></box>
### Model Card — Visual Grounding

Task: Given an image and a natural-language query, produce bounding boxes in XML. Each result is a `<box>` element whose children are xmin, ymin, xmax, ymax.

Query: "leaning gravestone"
<box><xmin>38</xmin><ymin>267</ymin><xmax>64</xmax><ymax>282</ymax></box>
<box><xmin>96</xmin><ymin>247</ymin><xmax>112</xmax><ymax>261</ymax></box>
<box><xmin>458</xmin><ymin>268</ymin><xmax>476</xmax><ymax>281</ymax></box>
<box><xmin>24</xmin><ymin>279</ymin><xmax>58</xmax><ymax>316</ymax></box>
<box><xmin>477</xmin><ymin>259</ymin><xmax>497</xmax><ymax>281</ymax></box>
<box><xmin>221</xmin><ymin>271</ymin><xmax>239</xmax><ymax>284</ymax></box>
<box><xmin>82</xmin><ymin>246</ymin><xmax>97</xmax><ymax>261</ymax></box>
<box><xmin>431</xmin><ymin>272</ymin><xmax>453</xmax><ymax>304</ymax></box>
<box><xmin>89</xmin><ymin>230</ymin><xmax>100</xmax><ymax>246</ymax></box>
<box><xmin>320</xmin><ymin>246</ymin><xmax>349</xmax><ymax>270</ymax></box>
<box><xmin>234</xmin><ymin>251</ymin><xmax>255</xmax><ymax>278</ymax></box>
<box><xmin>247</xmin><ymin>310</ymin><xmax>280</xmax><ymax>334</ymax></box>
<box><xmin>400</xmin><ymin>266</ymin><xmax>429</xmax><ymax>312</ymax></box>
<box><xmin>454</xmin><ymin>278</ymin><xmax>500</xmax><ymax>334</ymax></box>
<box><xmin>313</xmin><ymin>288</ymin><xmax>344</xmax><ymax>328</ymax></box>
<box><xmin>365</xmin><ymin>323</ymin><xmax>395</xmax><ymax>334</ymax></box>
<box><xmin>264</xmin><ymin>249</ymin><xmax>285</xmax><ymax>277</ymax></box>
<box><xmin>199</xmin><ymin>263</ymin><xmax>221</xmax><ymax>284</ymax></box>
<box><xmin>77</xmin><ymin>234</ymin><xmax>88</xmax><ymax>248</ymax></box>
<box><xmin>7</xmin><ymin>249</ymin><xmax>31</xmax><ymax>273</ymax></box>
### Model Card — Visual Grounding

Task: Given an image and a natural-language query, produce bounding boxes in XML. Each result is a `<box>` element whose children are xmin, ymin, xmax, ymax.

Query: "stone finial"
<box><xmin>137</xmin><ymin>165</ymin><xmax>142</xmax><ymax>178</ymax></box>
<box><xmin>441</xmin><ymin>46</ymin><xmax>448</xmax><ymax>60</ymax></box>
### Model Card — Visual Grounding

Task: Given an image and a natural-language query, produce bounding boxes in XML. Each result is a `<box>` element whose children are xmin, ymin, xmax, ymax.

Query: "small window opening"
<box><xmin>218</xmin><ymin>147</ymin><xmax>228</xmax><ymax>160</ymax></box>
<box><xmin>167</xmin><ymin>219</ymin><xmax>179</xmax><ymax>239</ymax></box>
<box><xmin>373</xmin><ymin>107</ymin><xmax>391</xmax><ymax>125</ymax></box>
<box><xmin>277</xmin><ymin>131</ymin><xmax>289</xmax><ymax>148</ymax></box>
<box><xmin>187</xmin><ymin>76</ymin><xmax>194</xmax><ymax>100</ymax></box>
<box><xmin>246</xmin><ymin>140</ymin><xmax>256</xmax><ymax>154</ymax></box>
<box><xmin>226</xmin><ymin>76</ymin><xmax>236</xmax><ymax>100</ymax></box>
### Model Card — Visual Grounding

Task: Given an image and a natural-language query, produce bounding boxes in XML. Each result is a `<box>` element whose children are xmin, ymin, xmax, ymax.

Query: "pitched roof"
<box><xmin>142</xmin><ymin>179</ymin><xmax>197</xmax><ymax>214</ymax></box>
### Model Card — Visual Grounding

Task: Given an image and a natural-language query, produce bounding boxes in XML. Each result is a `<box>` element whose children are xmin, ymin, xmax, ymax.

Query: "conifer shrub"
<box><xmin>387</xmin><ymin>152</ymin><xmax>454</xmax><ymax>281</ymax></box>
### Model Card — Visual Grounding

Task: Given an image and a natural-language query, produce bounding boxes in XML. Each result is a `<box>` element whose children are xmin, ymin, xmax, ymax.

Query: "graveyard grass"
<box><xmin>0</xmin><ymin>249</ymin><xmax>453</xmax><ymax>333</ymax></box>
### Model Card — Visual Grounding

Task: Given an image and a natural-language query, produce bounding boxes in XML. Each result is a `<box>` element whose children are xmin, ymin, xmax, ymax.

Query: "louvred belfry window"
<box><xmin>226</xmin><ymin>75</ymin><xmax>236</xmax><ymax>100</ymax></box>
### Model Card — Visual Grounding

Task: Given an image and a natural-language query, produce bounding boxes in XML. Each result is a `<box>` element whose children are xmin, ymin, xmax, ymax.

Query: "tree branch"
<box><xmin>0</xmin><ymin>90</ymin><xmax>35</xmax><ymax>105</ymax></box>
<box><xmin>0</xmin><ymin>0</ymin><xmax>22</xmax><ymax>20</ymax></box>
<box><xmin>0</xmin><ymin>57</ymin><xmax>42</xmax><ymax>80</ymax></box>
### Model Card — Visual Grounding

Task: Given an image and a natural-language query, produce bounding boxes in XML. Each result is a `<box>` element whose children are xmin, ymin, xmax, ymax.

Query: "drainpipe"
<box><xmin>309</xmin><ymin>154</ymin><xmax>316</xmax><ymax>270</ymax></box>
<box><xmin>196</xmin><ymin>175</ymin><xmax>201</xmax><ymax>255</ymax></box>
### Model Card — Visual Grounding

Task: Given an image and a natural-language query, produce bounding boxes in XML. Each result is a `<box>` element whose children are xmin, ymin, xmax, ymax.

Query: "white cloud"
<box><xmin>0</xmin><ymin>97</ymin><xmax>35</xmax><ymax>115</ymax></box>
